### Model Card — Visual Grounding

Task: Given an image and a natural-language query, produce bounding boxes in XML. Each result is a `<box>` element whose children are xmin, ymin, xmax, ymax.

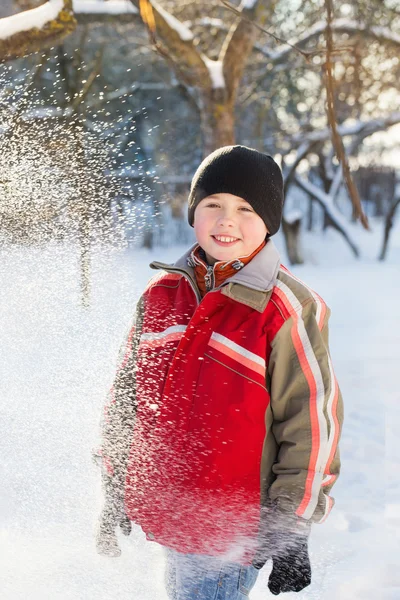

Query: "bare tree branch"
<box><xmin>290</xmin><ymin>112</ymin><xmax>400</xmax><ymax>148</ymax></box>
<box><xmin>283</xmin><ymin>111</ymin><xmax>400</xmax><ymax>208</ymax></box>
<box><xmin>253</xmin><ymin>19</ymin><xmax>400</xmax><ymax>66</ymax></box>
<box><xmin>324</xmin><ymin>0</ymin><xmax>368</xmax><ymax>230</ymax></box>
<box><xmin>219</xmin><ymin>0</ymin><xmax>262</xmax><ymax>100</ymax></box>
<box><xmin>219</xmin><ymin>0</ymin><xmax>314</xmax><ymax>61</ymax></box>
<box><xmin>71</xmin><ymin>45</ymin><xmax>105</xmax><ymax>112</ymax></box>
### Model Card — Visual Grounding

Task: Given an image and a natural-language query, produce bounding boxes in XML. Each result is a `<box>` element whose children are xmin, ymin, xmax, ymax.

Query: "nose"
<box><xmin>217</xmin><ymin>213</ymin><xmax>235</xmax><ymax>227</ymax></box>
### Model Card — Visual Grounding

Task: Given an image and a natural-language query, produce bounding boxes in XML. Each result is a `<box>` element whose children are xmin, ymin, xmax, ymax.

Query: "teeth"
<box><xmin>214</xmin><ymin>236</ymin><xmax>237</xmax><ymax>243</ymax></box>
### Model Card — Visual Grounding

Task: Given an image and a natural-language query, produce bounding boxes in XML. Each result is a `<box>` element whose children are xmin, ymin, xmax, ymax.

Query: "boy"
<box><xmin>96</xmin><ymin>145</ymin><xmax>343</xmax><ymax>598</ymax></box>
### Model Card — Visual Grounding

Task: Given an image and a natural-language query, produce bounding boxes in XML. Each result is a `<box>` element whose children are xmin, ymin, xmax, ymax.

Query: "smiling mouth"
<box><xmin>212</xmin><ymin>235</ymin><xmax>240</xmax><ymax>243</ymax></box>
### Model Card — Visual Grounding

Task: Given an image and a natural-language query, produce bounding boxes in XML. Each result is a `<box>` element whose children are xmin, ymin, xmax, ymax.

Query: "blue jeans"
<box><xmin>165</xmin><ymin>549</ymin><xmax>259</xmax><ymax>600</ymax></box>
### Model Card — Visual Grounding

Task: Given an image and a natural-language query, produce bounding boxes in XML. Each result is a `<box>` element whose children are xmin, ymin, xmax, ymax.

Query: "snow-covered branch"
<box><xmin>294</xmin><ymin>175</ymin><xmax>360</xmax><ymax>257</ymax></box>
<box><xmin>268</xmin><ymin>18</ymin><xmax>400</xmax><ymax>64</ymax></box>
<box><xmin>284</xmin><ymin>112</ymin><xmax>400</xmax><ymax>212</ymax></box>
<box><xmin>0</xmin><ymin>0</ymin><xmax>66</xmax><ymax>40</ymax></box>
<box><xmin>291</xmin><ymin>112</ymin><xmax>400</xmax><ymax>147</ymax></box>
<box><xmin>129</xmin><ymin>0</ymin><xmax>208</xmax><ymax>89</ymax></box>
<box><xmin>151</xmin><ymin>0</ymin><xmax>193</xmax><ymax>42</ymax></box>
<box><xmin>68</xmin><ymin>1</ymin><xmax>141</xmax><ymax>24</ymax></box>
<box><xmin>201</xmin><ymin>57</ymin><xmax>225</xmax><ymax>90</ymax></box>
<box><xmin>183</xmin><ymin>17</ymin><xmax>228</xmax><ymax>31</ymax></box>
<box><xmin>0</xmin><ymin>0</ymin><xmax>76</xmax><ymax>61</ymax></box>
<box><xmin>73</xmin><ymin>0</ymin><xmax>137</xmax><ymax>15</ymax></box>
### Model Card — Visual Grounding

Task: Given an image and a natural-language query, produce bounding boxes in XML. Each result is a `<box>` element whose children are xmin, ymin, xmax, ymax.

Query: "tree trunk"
<box><xmin>317</xmin><ymin>154</ymin><xmax>333</xmax><ymax>231</ymax></box>
<box><xmin>307</xmin><ymin>197</ymin><xmax>314</xmax><ymax>231</ymax></box>
<box><xmin>199</xmin><ymin>93</ymin><xmax>235</xmax><ymax>156</ymax></box>
<box><xmin>282</xmin><ymin>217</ymin><xmax>304</xmax><ymax>265</ymax></box>
<box><xmin>379</xmin><ymin>197</ymin><xmax>400</xmax><ymax>261</ymax></box>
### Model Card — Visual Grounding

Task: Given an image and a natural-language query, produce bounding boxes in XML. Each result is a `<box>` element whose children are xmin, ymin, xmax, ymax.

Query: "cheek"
<box><xmin>193</xmin><ymin>215</ymin><xmax>210</xmax><ymax>240</ymax></box>
<box><xmin>242</xmin><ymin>219</ymin><xmax>267</xmax><ymax>242</ymax></box>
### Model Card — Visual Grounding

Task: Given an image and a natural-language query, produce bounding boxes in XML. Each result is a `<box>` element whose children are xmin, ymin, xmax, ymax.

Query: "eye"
<box><xmin>205</xmin><ymin>202</ymin><xmax>220</xmax><ymax>208</ymax></box>
<box><xmin>238</xmin><ymin>206</ymin><xmax>253</xmax><ymax>212</ymax></box>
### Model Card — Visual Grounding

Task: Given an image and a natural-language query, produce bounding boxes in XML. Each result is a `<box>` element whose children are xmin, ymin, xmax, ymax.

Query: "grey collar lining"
<box><xmin>150</xmin><ymin>240</ymin><xmax>281</xmax><ymax>295</ymax></box>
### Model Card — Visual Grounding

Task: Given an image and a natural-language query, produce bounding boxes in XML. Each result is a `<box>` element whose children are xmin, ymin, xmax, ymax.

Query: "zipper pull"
<box><xmin>204</xmin><ymin>265</ymin><xmax>214</xmax><ymax>291</ymax></box>
<box><xmin>232</xmin><ymin>259</ymin><xmax>245</xmax><ymax>270</ymax></box>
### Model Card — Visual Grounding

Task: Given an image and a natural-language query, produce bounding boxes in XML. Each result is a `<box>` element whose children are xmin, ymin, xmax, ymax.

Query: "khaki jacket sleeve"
<box><xmin>99</xmin><ymin>295</ymin><xmax>145</xmax><ymax>483</ymax></box>
<box><xmin>267</xmin><ymin>299</ymin><xmax>344</xmax><ymax>524</ymax></box>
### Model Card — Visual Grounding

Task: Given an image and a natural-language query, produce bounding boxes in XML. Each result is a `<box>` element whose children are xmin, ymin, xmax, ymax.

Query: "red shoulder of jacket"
<box><xmin>143</xmin><ymin>270</ymin><xmax>183</xmax><ymax>295</ymax></box>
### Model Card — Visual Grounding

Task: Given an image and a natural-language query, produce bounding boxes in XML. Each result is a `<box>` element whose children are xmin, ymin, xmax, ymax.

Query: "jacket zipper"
<box><xmin>204</xmin><ymin>265</ymin><xmax>215</xmax><ymax>292</ymax></box>
<box><xmin>151</xmin><ymin>261</ymin><xmax>226</xmax><ymax>303</ymax></box>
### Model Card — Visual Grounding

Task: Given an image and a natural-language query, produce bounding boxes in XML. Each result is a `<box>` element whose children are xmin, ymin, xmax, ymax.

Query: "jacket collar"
<box><xmin>150</xmin><ymin>240</ymin><xmax>281</xmax><ymax>312</ymax></box>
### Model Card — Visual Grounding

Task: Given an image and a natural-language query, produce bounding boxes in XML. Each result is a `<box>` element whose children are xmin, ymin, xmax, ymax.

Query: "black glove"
<box><xmin>96</xmin><ymin>471</ymin><xmax>131</xmax><ymax>557</ymax></box>
<box><xmin>268</xmin><ymin>533</ymin><xmax>311</xmax><ymax>595</ymax></box>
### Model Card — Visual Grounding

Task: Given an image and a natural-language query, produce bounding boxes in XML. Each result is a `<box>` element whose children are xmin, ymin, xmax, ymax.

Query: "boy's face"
<box><xmin>193</xmin><ymin>193</ymin><xmax>268</xmax><ymax>265</ymax></box>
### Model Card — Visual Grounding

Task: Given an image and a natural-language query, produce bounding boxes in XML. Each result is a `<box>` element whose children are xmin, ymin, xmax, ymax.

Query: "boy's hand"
<box><xmin>268</xmin><ymin>534</ymin><xmax>311</xmax><ymax>595</ymax></box>
<box><xmin>252</xmin><ymin>511</ymin><xmax>312</xmax><ymax>595</ymax></box>
<box><xmin>96</xmin><ymin>503</ymin><xmax>131</xmax><ymax>557</ymax></box>
<box><xmin>96</xmin><ymin>470</ymin><xmax>131</xmax><ymax>557</ymax></box>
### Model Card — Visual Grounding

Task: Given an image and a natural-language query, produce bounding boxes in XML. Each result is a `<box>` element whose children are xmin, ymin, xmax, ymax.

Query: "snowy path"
<box><xmin>1</xmin><ymin>224</ymin><xmax>399</xmax><ymax>599</ymax></box>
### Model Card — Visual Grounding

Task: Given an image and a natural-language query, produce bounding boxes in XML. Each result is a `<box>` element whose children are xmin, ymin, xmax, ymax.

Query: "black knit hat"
<box><xmin>188</xmin><ymin>145</ymin><xmax>284</xmax><ymax>236</ymax></box>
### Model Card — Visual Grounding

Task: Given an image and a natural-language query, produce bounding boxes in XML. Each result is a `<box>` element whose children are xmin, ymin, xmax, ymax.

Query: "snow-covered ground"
<box><xmin>1</xmin><ymin>220</ymin><xmax>399</xmax><ymax>599</ymax></box>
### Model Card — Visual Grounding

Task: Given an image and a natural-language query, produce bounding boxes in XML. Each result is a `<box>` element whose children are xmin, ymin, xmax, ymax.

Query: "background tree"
<box><xmin>0</xmin><ymin>0</ymin><xmax>399</xmax><ymax>267</ymax></box>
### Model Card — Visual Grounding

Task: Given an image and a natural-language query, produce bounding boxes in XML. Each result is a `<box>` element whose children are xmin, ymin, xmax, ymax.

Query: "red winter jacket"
<box><xmin>101</xmin><ymin>241</ymin><xmax>343</xmax><ymax>563</ymax></box>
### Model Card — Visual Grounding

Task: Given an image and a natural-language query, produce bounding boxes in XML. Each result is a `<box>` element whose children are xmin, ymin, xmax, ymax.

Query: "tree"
<box><xmin>128</xmin><ymin>0</ymin><xmax>399</xmax><ymax>260</ymax></box>
<box><xmin>125</xmin><ymin>0</ymin><xmax>267</xmax><ymax>156</ymax></box>
<box><xmin>379</xmin><ymin>196</ymin><xmax>400</xmax><ymax>261</ymax></box>
<box><xmin>2</xmin><ymin>0</ymin><xmax>399</xmax><ymax>265</ymax></box>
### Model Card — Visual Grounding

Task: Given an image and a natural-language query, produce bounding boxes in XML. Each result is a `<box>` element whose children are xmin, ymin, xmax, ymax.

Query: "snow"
<box><xmin>185</xmin><ymin>17</ymin><xmax>226</xmax><ymax>29</ymax></box>
<box><xmin>203</xmin><ymin>57</ymin><xmax>225</xmax><ymax>89</ymax></box>
<box><xmin>73</xmin><ymin>0</ymin><xmax>138</xmax><ymax>15</ymax></box>
<box><xmin>0</xmin><ymin>0</ymin><xmax>63</xmax><ymax>40</ymax></box>
<box><xmin>23</xmin><ymin>106</ymin><xmax>71</xmax><ymax>120</ymax></box>
<box><xmin>1</xmin><ymin>219</ymin><xmax>400</xmax><ymax>599</ymax></box>
<box><xmin>241</xmin><ymin>0</ymin><xmax>258</xmax><ymax>9</ymax></box>
<box><xmin>284</xmin><ymin>209</ymin><xmax>303</xmax><ymax>224</ymax></box>
<box><xmin>152</xmin><ymin>0</ymin><xmax>194</xmax><ymax>42</ymax></box>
